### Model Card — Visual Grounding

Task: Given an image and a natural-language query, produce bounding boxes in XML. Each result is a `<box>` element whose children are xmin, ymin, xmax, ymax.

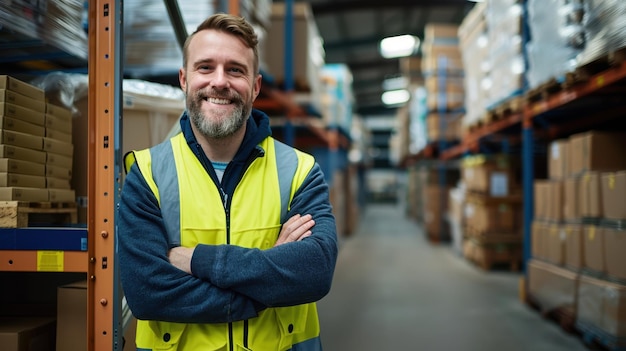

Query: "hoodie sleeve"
<box><xmin>118</xmin><ymin>164</ymin><xmax>265</xmax><ymax>323</ymax></box>
<box><xmin>190</xmin><ymin>163</ymin><xmax>339</xmax><ymax>307</ymax></box>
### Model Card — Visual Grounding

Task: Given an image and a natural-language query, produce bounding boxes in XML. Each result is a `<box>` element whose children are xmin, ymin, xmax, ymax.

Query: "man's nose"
<box><xmin>210</xmin><ymin>68</ymin><xmax>229</xmax><ymax>89</ymax></box>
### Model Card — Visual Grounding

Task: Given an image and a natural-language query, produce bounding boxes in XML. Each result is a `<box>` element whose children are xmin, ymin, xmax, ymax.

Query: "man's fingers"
<box><xmin>275</xmin><ymin>214</ymin><xmax>315</xmax><ymax>246</ymax></box>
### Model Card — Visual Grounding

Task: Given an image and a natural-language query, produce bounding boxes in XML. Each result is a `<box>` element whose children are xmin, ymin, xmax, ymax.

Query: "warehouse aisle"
<box><xmin>317</xmin><ymin>202</ymin><xmax>589</xmax><ymax>351</ymax></box>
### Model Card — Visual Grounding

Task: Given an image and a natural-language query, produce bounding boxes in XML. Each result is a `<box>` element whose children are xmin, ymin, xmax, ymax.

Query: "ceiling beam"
<box><xmin>311</xmin><ymin>0</ymin><xmax>470</xmax><ymax>15</ymax></box>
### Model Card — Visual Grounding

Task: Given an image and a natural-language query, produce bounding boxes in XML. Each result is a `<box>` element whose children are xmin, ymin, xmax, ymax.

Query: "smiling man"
<box><xmin>118</xmin><ymin>13</ymin><xmax>338</xmax><ymax>351</ymax></box>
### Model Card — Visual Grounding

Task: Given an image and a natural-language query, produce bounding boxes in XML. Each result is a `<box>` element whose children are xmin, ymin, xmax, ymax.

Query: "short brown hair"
<box><xmin>182</xmin><ymin>13</ymin><xmax>259</xmax><ymax>75</ymax></box>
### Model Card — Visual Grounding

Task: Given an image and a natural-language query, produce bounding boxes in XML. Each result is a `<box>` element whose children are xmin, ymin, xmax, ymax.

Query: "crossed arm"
<box><xmin>168</xmin><ymin>213</ymin><xmax>315</xmax><ymax>274</ymax></box>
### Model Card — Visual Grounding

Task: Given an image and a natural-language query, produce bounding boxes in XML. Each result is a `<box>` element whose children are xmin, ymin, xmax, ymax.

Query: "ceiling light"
<box><xmin>382</xmin><ymin>76</ymin><xmax>408</xmax><ymax>91</ymax></box>
<box><xmin>382</xmin><ymin>89</ymin><xmax>410</xmax><ymax>106</ymax></box>
<box><xmin>379</xmin><ymin>35</ymin><xmax>420</xmax><ymax>59</ymax></box>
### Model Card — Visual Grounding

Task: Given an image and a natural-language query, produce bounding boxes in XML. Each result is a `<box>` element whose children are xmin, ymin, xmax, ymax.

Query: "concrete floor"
<box><xmin>317</xmin><ymin>202</ymin><xmax>590</xmax><ymax>351</ymax></box>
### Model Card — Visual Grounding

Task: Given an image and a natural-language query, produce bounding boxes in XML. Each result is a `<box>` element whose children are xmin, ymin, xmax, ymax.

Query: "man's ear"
<box><xmin>252</xmin><ymin>73</ymin><xmax>262</xmax><ymax>101</ymax></box>
<box><xmin>179</xmin><ymin>67</ymin><xmax>187</xmax><ymax>92</ymax></box>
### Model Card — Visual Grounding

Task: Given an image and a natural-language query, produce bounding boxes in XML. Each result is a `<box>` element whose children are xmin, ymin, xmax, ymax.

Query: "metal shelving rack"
<box><xmin>0</xmin><ymin>1</ymin><xmax>351</xmax><ymax>349</ymax></box>
<box><xmin>427</xmin><ymin>58</ymin><xmax>626</xmax><ymax>271</ymax></box>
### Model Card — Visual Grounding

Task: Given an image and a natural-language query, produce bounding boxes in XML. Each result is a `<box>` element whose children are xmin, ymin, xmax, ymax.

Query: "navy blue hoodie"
<box><xmin>118</xmin><ymin>108</ymin><xmax>338</xmax><ymax>323</ymax></box>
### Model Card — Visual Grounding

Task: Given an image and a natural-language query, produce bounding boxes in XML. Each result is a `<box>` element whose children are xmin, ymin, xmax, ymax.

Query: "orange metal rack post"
<box><xmin>87</xmin><ymin>0</ymin><xmax>123</xmax><ymax>350</ymax></box>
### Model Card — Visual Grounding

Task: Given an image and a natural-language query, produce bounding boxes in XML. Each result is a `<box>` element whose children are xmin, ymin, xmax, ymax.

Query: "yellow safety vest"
<box><xmin>126</xmin><ymin>134</ymin><xmax>321</xmax><ymax>351</ymax></box>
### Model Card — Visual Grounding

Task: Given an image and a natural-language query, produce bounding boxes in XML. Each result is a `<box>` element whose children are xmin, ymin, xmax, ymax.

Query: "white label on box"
<box><xmin>551</xmin><ymin>143</ymin><xmax>560</xmax><ymax>160</ymax></box>
<box><xmin>490</xmin><ymin>172</ymin><xmax>508</xmax><ymax>197</ymax></box>
<box><xmin>465</xmin><ymin>204</ymin><xmax>475</xmax><ymax>218</ymax></box>
<box><xmin>560</xmin><ymin>229</ymin><xmax>567</xmax><ymax>242</ymax></box>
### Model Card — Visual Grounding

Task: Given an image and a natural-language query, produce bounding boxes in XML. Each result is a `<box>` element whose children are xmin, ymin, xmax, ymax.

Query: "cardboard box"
<box><xmin>527</xmin><ymin>259</ymin><xmax>579</xmax><ymax>312</ymax></box>
<box><xmin>604</xmin><ymin>226</ymin><xmax>626</xmax><ymax>281</ymax></box>
<box><xmin>48</xmin><ymin>189</ymin><xmax>76</xmax><ymax>202</ymax></box>
<box><xmin>266</xmin><ymin>2</ymin><xmax>323</xmax><ymax>94</ymax></box>
<box><xmin>426</xmin><ymin>113</ymin><xmax>461</xmax><ymax>141</ymax></box>
<box><xmin>0</xmin><ymin>130</ymin><xmax>43</xmax><ymax>151</ymax></box>
<box><xmin>568</xmin><ymin>131</ymin><xmax>626</xmax><ymax>175</ymax></box>
<box><xmin>565</xmin><ymin>223</ymin><xmax>584</xmax><ymax>270</ymax></box>
<box><xmin>579</xmin><ymin>171</ymin><xmax>603</xmax><ymax>218</ymax></box>
<box><xmin>56</xmin><ymin>280</ymin><xmax>87</xmax><ymax>351</ymax></box>
<box><xmin>0</xmin><ymin>187</ymin><xmax>49</xmax><ymax>201</ymax></box>
<box><xmin>548</xmin><ymin>139</ymin><xmax>569</xmax><ymax>180</ymax></box>
<box><xmin>601</xmin><ymin>171</ymin><xmax>626</xmax><ymax>220</ymax></box>
<box><xmin>0</xmin><ymin>158</ymin><xmax>45</xmax><ymax>176</ymax></box>
<box><xmin>46</xmin><ymin>177</ymin><xmax>71</xmax><ymax>190</ymax></box>
<box><xmin>0</xmin><ymin>145</ymin><xmax>47</xmax><ymax>164</ymax></box>
<box><xmin>563</xmin><ymin>177</ymin><xmax>580</xmax><ymax>221</ymax></box>
<box><xmin>422</xmin><ymin>184</ymin><xmax>450</xmax><ymax>239</ymax></box>
<box><xmin>0</xmin><ymin>317</ymin><xmax>56</xmax><ymax>351</ymax></box>
<box><xmin>583</xmin><ymin>225</ymin><xmax>605</xmax><ymax>273</ymax></box>
<box><xmin>534</xmin><ymin>180</ymin><xmax>550</xmax><ymax>220</ymax></box>
<box><xmin>45</xmin><ymin>103</ymin><xmax>72</xmax><ymax>120</ymax></box>
<box><xmin>0</xmin><ymin>116</ymin><xmax>45</xmax><ymax>137</ymax></box>
<box><xmin>0</xmin><ymin>102</ymin><xmax>46</xmax><ymax>126</ymax></box>
<box><xmin>45</xmin><ymin>128</ymin><xmax>72</xmax><ymax>143</ymax></box>
<box><xmin>462</xmin><ymin>155</ymin><xmax>519</xmax><ymax>196</ymax></box>
<box><xmin>464</xmin><ymin>194</ymin><xmax>522</xmax><ymax>233</ymax></box>
<box><xmin>45</xmin><ymin>164</ymin><xmax>72</xmax><ymax>181</ymax></box>
<box><xmin>0</xmin><ymin>90</ymin><xmax>46</xmax><ymax>113</ymax></box>
<box><xmin>0</xmin><ymin>75</ymin><xmax>45</xmax><ymax>101</ymax></box>
<box><xmin>44</xmin><ymin>114</ymin><xmax>72</xmax><ymax>134</ymax></box>
<box><xmin>0</xmin><ymin>173</ymin><xmax>46</xmax><ymax>188</ymax></box>
<box><xmin>547</xmin><ymin>180</ymin><xmax>564</xmax><ymax>222</ymax></box>
<box><xmin>578</xmin><ymin>274</ymin><xmax>626</xmax><ymax>338</ymax></box>
<box><xmin>531</xmin><ymin>220</ymin><xmax>548</xmax><ymax>260</ymax></box>
<box><xmin>424</xmin><ymin>23</ymin><xmax>460</xmax><ymax>40</ymax></box>
<box><xmin>46</xmin><ymin>152</ymin><xmax>73</xmax><ymax>169</ymax></box>
<box><xmin>42</xmin><ymin>137</ymin><xmax>73</xmax><ymax>157</ymax></box>
<box><xmin>546</xmin><ymin>223</ymin><xmax>566</xmax><ymax>266</ymax></box>
<box><xmin>56</xmin><ymin>281</ymin><xmax>136</xmax><ymax>351</ymax></box>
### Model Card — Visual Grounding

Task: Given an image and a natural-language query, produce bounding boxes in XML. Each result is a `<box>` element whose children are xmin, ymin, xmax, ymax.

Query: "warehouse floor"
<box><xmin>317</xmin><ymin>202</ymin><xmax>590</xmax><ymax>351</ymax></box>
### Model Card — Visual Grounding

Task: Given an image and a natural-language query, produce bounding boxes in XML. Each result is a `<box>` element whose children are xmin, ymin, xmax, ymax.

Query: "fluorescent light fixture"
<box><xmin>379</xmin><ymin>35</ymin><xmax>420</xmax><ymax>59</ymax></box>
<box><xmin>382</xmin><ymin>76</ymin><xmax>408</xmax><ymax>91</ymax></box>
<box><xmin>382</xmin><ymin>89</ymin><xmax>410</xmax><ymax>106</ymax></box>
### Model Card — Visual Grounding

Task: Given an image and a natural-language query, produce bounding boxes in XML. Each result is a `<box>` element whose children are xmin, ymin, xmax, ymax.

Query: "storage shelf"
<box><xmin>0</xmin><ymin>250</ymin><xmax>88</xmax><ymax>272</ymax></box>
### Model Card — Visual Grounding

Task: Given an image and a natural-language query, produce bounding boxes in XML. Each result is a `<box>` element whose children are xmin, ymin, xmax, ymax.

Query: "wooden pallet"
<box><xmin>464</xmin><ymin>226</ymin><xmax>521</xmax><ymax>244</ymax></box>
<box><xmin>485</xmin><ymin>95</ymin><xmax>524</xmax><ymax>123</ymax></box>
<box><xmin>525</xmin><ymin>77</ymin><xmax>564</xmax><ymax>104</ymax></box>
<box><xmin>577</xmin><ymin>321</ymin><xmax>626</xmax><ymax>351</ymax></box>
<box><xmin>564</xmin><ymin>46</ymin><xmax>626</xmax><ymax>89</ymax></box>
<box><xmin>464</xmin><ymin>239</ymin><xmax>522</xmax><ymax>271</ymax></box>
<box><xmin>526</xmin><ymin>294</ymin><xmax>577</xmax><ymax>334</ymax></box>
<box><xmin>0</xmin><ymin>201</ymin><xmax>77</xmax><ymax>228</ymax></box>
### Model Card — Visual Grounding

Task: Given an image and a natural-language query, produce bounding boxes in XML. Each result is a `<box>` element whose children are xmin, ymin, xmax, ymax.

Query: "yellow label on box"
<box><xmin>37</xmin><ymin>251</ymin><xmax>64</xmax><ymax>271</ymax></box>
<box><xmin>608</xmin><ymin>174</ymin><xmax>615</xmax><ymax>190</ymax></box>
<box><xmin>588</xmin><ymin>227</ymin><xmax>595</xmax><ymax>241</ymax></box>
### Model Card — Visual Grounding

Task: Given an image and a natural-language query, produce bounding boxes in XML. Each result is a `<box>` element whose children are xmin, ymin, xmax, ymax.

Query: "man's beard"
<box><xmin>187</xmin><ymin>88</ymin><xmax>251</xmax><ymax>139</ymax></box>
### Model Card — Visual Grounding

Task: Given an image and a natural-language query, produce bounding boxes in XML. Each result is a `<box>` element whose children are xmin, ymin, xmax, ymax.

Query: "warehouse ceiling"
<box><xmin>279</xmin><ymin>0</ymin><xmax>476</xmax><ymax>117</ymax></box>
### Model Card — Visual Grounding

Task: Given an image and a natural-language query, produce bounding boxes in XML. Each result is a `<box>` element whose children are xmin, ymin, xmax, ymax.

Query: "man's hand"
<box><xmin>168</xmin><ymin>246</ymin><xmax>195</xmax><ymax>274</ymax></box>
<box><xmin>275</xmin><ymin>214</ymin><xmax>315</xmax><ymax>247</ymax></box>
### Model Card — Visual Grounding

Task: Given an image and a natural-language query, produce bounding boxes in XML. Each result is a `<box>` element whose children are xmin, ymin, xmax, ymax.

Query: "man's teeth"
<box><xmin>208</xmin><ymin>97</ymin><xmax>231</xmax><ymax>104</ymax></box>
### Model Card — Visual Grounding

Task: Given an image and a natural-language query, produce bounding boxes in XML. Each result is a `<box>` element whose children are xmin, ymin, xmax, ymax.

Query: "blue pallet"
<box><xmin>576</xmin><ymin>321</ymin><xmax>626</xmax><ymax>351</ymax></box>
<box><xmin>0</xmin><ymin>227</ymin><xmax>88</xmax><ymax>251</ymax></box>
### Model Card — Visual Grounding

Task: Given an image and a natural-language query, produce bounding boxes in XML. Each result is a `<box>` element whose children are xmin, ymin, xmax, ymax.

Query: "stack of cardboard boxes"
<box><xmin>529</xmin><ymin>130</ymin><xmax>626</xmax><ymax>343</ymax></box>
<box><xmin>421</xmin><ymin>23</ymin><xmax>464</xmax><ymax>143</ymax></box>
<box><xmin>461</xmin><ymin>154</ymin><xmax>523</xmax><ymax>269</ymax></box>
<box><xmin>0</xmin><ymin>75</ymin><xmax>75</xmax><ymax>204</ymax></box>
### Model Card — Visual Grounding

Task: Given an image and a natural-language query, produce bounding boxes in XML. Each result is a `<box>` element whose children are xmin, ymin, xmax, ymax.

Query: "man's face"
<box><xmin>179</xmin><ymin>29</ymin><xmax>261</xmax><ymax>139</ymax></box>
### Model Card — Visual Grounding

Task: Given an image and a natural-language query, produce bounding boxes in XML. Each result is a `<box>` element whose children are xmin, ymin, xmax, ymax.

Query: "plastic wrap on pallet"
<box><xmin>577</xmin><ymin>274</ymin><xmax>626</xmax><ymax>339</ymax></box>
<box><xmin>458</xmin><ymin>2</ymin><xmax>489</xmax><ymax>134</ymax></box>
<box><xmin>578</xmin><ymin>0</ymin><xmax>626</xmax><ymax>65</ymax></box>
<box><xmin>0</xmin><ymin>0</ymin><xmax>87</xmax><ymax>60</ymax></box>
<box><xmin>124</xmin><ymin>0</ymin><xmax>217</xmax><ymax>73</ymax></box>
<box><xmin>525</xmin><ymin>0</ymin><xmax>582</xmax><ymax>89</ymax></box>
<box><xmin>485</xmin><ymin>0</ymin><xmax>525</xmax><ymax>107</ymax></box>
